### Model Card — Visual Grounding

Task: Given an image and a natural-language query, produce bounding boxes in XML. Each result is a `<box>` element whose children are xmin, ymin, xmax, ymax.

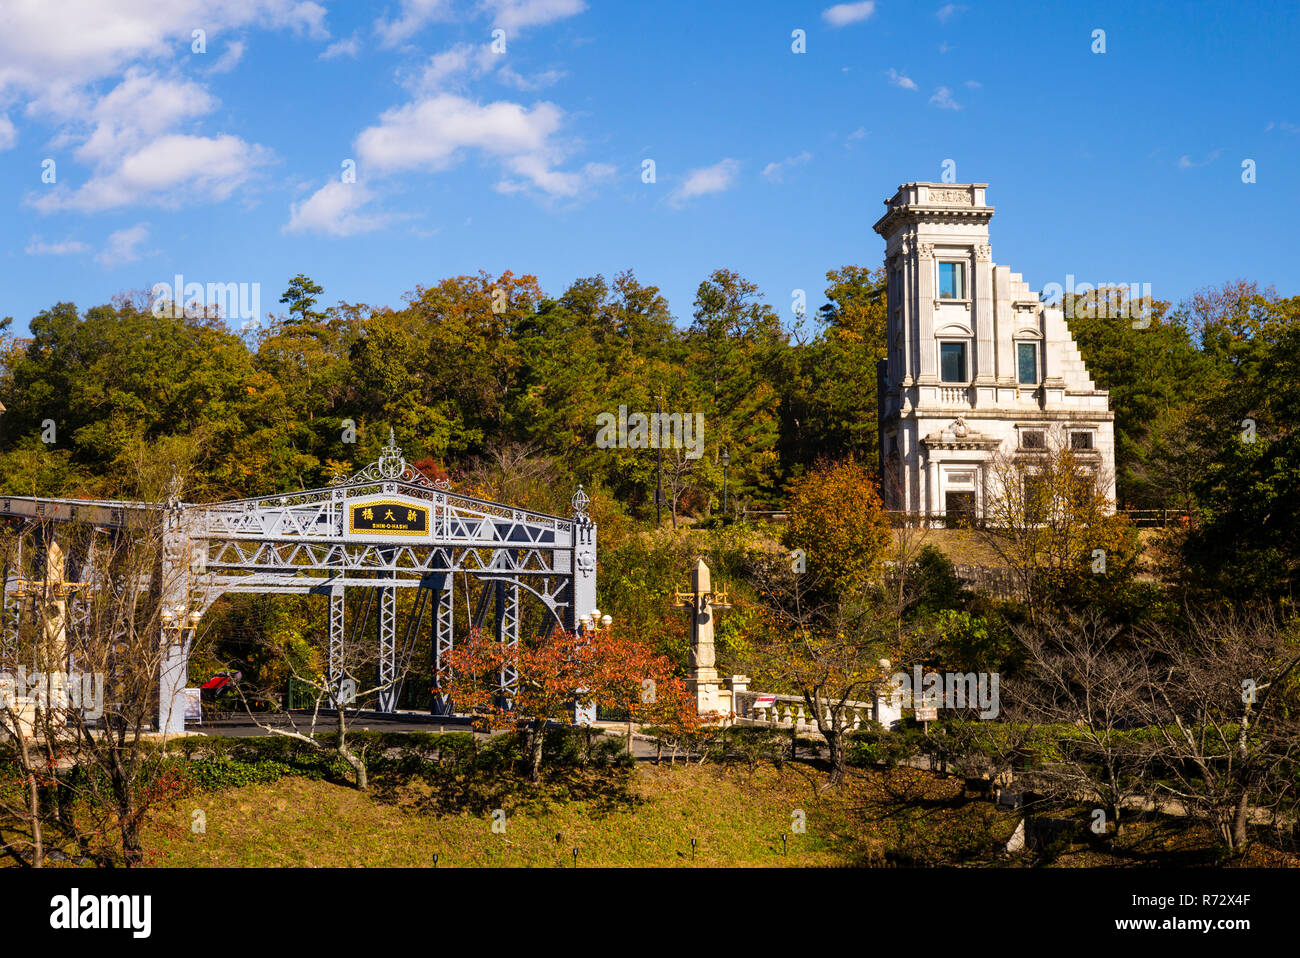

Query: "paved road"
<box><xmin>195</xmin><ymin>710</ymin><xmax>479</xmax><ymax>737</ymax></box>
<box><xmin>191</xmin><ymin>711</ymin><xmax>667</xmax><ymax>758</ymax></box>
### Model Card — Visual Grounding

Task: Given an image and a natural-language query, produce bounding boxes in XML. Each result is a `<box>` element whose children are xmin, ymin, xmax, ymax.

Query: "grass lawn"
<box><xmin>140</xmin><ymin>762</ymin><xmax>1017</xmax><ymax>868</ymax></box>
<box><xmin>99</xmin><ymin>753</ymin><xmax>1299</xmax><ymax>868</ymax></box>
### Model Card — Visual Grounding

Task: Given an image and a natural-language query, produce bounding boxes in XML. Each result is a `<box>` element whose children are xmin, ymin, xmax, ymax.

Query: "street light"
<box><xmin>721</xmin><ymin>448</ymin><xmax>731</xmax><ymax>516</ymax></box>
<box><xmin>654</xmin><ymin>395</ymin><xmax>666</xmax><ymax>526</ymax></box>
<box><xmin>161</xmin><ymin>606</ymin><xmax>201</xmax><ymax>642</ymax></box>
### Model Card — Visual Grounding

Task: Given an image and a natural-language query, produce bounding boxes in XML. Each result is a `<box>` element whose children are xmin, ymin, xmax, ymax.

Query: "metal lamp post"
<box><xmin>655</xmin><ymin>395</ymin><xmax>665</xmax><ymax>526</ymax></box>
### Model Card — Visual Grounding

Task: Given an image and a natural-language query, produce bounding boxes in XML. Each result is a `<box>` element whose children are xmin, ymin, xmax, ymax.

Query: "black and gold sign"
<box><xmin>348</xmin><ymin>499</ymin><xmax>429</xmax><ymax>536</ymax></box>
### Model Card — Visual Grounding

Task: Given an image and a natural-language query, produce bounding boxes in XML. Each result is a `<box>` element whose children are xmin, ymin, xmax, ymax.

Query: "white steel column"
<box><xmin>378</xmin><ymin>585</ymin><xmax>397</xmax><ymax>712</ymax></box>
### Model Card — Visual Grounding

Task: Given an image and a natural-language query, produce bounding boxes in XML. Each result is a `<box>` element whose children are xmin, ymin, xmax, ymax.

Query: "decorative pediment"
<box><xmin>922</xmin><ymin>416</ymin><xmax>1002</xmax><ymax>450</ymax></box>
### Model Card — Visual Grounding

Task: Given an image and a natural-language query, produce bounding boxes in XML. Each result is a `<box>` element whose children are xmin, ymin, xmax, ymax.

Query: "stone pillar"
<box><xmin>928</xmin><ymin>455</ymin><xmax>941</xmax><ymax>523</ymax></box>
<box><xmin>158</xmin><ymin>498</ymin><xmax>192</xmax><ymax>736</ymax></box>
<box><xmin>917</xmin><ymin>242</ymin><xmax>937</xmax><ymax>382</ymax></box>
<box><xmin>678</xmin><ymin>559</ymin><xmax>731</xmax><ymax>717</ymax></box>
<box><xmin>39</xmin><ymin>538</ymin><xmax>68</xmax><ymax>674</ymax></box>
<box><xmin>974</xmin><ymin>243</ymin><xmax>995</xmax><ymax>387</ymax></box>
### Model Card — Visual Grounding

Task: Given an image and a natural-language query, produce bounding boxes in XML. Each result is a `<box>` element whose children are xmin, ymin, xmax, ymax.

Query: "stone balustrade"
<box><xmin>733</xmin><ymin>690</ymin><xmax>901</xmax><ymax>733</ymax></box>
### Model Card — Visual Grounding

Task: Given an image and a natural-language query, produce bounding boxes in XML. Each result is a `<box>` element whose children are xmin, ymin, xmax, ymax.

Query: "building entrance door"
<box><xmin>945</xmin><ymin>491</ymin><xmax>977</xmax><ymax>528</ymax></box>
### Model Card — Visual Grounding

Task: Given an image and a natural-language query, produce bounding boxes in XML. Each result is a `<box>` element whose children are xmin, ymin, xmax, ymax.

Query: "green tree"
<box><xmin>279</xmin><ymin>274</ymin><xmax>326</xmax><ymax>325</ymax></box>
<box><xmin>1181</xmin><ymin>291</ymin><xmax>1300</xmax><ymax>604</ymax></box>
<box><xmin>781</xmin><ymin>266</ymin><xmax>888</xmax><ymax>478</ymax></box>
<box><xmin>1068</xmin><ymin>287</ymin><xmax>1211</xmax><ymax>506</ymax></box>
<box><xmin>687</xmin><ymin>269</ymin><xmax>787</xmax><ymax>505</ymax></box>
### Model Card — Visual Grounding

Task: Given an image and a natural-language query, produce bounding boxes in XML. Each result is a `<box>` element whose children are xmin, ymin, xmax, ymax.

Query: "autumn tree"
<box><xmin>979</xmin><ymin>428</ymin><xmax>1139</xmax><ymax>626</ymax></box>
<box><xmin>444</xmin><ymin>626</ymin><xmax>602</xmax><ymax>782</ymax></box>
<box><xmin>745</xmin><ymin>553</ymin><xmax>897</xmax><ymax>786</ymax></box>
<box><xmin>782</xmin><ymin>456</ymin><xmax>892</xmax><ymax>604</ymax></box>
<box><xmin>591</xmin><ymin>631</ymin><xmax>686</xmax><ymax>755</ymax></box>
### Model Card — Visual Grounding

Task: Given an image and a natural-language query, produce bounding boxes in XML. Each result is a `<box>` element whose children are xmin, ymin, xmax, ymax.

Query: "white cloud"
<box><xmin>285</xmin><ymin>180</ymin><xmax>392</xmax><ymax>236</ymax></box>
<box><xmin>669</xmin><ymin>158</ymin><xmax>739</xmax><ymax>207</ymax></box>
<box><xmin>499</xmin><ymin>65</ymin><xmax>565</xmax><ymax>91</ymax></box>
<box><xmin>25</xmin><ymin>237</ymin><xmax>90</xmax><ymax>255</ymax></box>
<box><xmin>0</xmin><ymin>1</ymin><xmax>329</xmax><ymax>98</ymax></box>
<box><xmin>0</xmin><ymin>4</ymin><xmax>319</xmax><ymax>218</ymax></box>
<box><xmin>355</xmin><ymin>92</ymin><xmax>601</xmax><ymax>197</ymax></box>
<box><xmin>208</xmin><ymin>39</ymin><xmax>246</xmax><ymax>74</ymax></box>
<box><xmin>1178</xmin><ymin>150</ymin><xmax>1222</xmax><ymax>169</ymax></box>
<box><xmin>929</xmin><ymin>86</ymin><xmax>961</xmax><ymax>110</ymax></box>
<box><xmin>74</xmin><ymin>69</ymin><xmax>217</xmax><ymax>164</ymax></box>
<box><xmin>409</xmin><ymin>43</ymin><xmax>499</xmax><ymax>91</ymax></box>
<box><xmin>887</xmin><ymin>68</ymin><xmax>918</xmax><ymax>91</ymax></box>
<box><xmin>374</xmin><ymin>0</ymin><xmax>453</xmax><ymax>48</ymax></box>
<box><xmin>847</xmin><ymin>127</ymin><xmax>867</xmax><ymax>140</ymax></box>
<box><xmin>35</xmin><ymin>133</ymin><xmax>272</xmax><ymax>212</ymax></box>
<box><xmin>95</xmin><ymin>223</ymin><xmax>150</xmax><ymax>267</ymax></box>
<box><xmin>761</xmin><ymin>151</ymin><xmax>812</xmax><ymax>183</ymax></box>
<box><xmin>936</xmin><ymin>4</ymin><xmax>965</xmax><ymax>24</ymax></box>
<box><xmin>494</xmin><ymin>158</ymin><xmax>613</xmax><ymax>196</ymax></box>
<box><xmin>965</xmin><ymin>79</ymin><xmax>981</xmax><ymax>88</ymax></box>
<box><xmin>822</xmin><ymin>2</ymin><xmax>876</xmax><ymax>27</ymax></box>
<box><xmin>406</xmin><ymin>41</ymin><xmax>563</xmax><ymax>94</ymax></box>
<box><xmin>359</xmin><ymin>94</ymin><xmax>560</xmax><ymax>171</ymax></box>
<box><xmin>0</xmin><ymin>114</ymin><xmax>14</xmax><ymax>150</ymax></box>
<box><xmin>321</xmin><ymin>35</ymin><xmax>361</xmax><ymax>59</ymax></box>
<box><xmin>482</xmin><ymin>0</ymin><xmax>587</xmax><ymax>31</ymax></box>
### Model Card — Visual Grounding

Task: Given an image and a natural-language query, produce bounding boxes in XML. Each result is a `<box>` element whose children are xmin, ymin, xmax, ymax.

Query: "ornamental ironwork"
<box><xmin>0</xmin><ymin>427</ymin><xmax>597</xmax><ymax>735</ymax></box>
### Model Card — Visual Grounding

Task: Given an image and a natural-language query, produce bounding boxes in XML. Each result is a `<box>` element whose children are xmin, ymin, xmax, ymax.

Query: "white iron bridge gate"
<box><xmin>0</xmin><ymin>433</ymin><xmax>597</xmax><ymax>734</ymax></box>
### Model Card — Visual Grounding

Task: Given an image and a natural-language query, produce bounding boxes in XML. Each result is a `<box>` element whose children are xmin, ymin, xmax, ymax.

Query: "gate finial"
<box><xmin>570</xmin><ymin>484</ymin><xmax>590</xmax><ymax>522</ymax></box>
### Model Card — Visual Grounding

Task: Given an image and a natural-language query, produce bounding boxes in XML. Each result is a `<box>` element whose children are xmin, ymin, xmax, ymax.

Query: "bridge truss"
<box><xmin>0</xmin><ymin>433</ymin><xmax>598</xmax><ymax>733</ymax></box>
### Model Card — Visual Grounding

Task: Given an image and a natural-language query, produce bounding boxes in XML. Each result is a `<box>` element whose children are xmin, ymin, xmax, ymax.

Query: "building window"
<box><xmin>1070</xmin><ymin>431</ymin><xmax>1094</xmax><ymax>451</ymax></box>
<box><xmin>1017</xmin><ymin>342</ymin><xmax>1038</xmax><ymax>385</ymax></box>
<box><xmin>938</xmin><ymin>261</ymin><xmax>965</xmax><ymax>299</ymax></box>
<box><xmin>1068</xmin><ymin>469</ymin><xmax>1095</xmax><ymax>509</ymax></box>
<box><xmin>1022</xmin><ymin>474</ymin><xmax>1048</xmax><ymax>524</ymax></box>
<box><xmin>1020</xmin><ymin>429</ymin><xmax>1045</xmax><ymax>450</ymax></box>
<box><xmin>940</xmin><ymin>341</ymin><xmax>967</xmax><ymax>383</ymax></box>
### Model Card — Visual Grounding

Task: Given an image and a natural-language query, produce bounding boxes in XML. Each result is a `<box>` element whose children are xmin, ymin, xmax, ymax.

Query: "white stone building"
<box><xmin>873</xmin><ymin>183</ymin><xmax>1116</xmax><ymax>522</ymax></box>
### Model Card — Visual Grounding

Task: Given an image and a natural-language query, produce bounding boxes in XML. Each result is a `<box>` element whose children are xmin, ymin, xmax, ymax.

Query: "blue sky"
<box><xmin>1</xmin><ymin>0</ymin><xmax>1297</xmax><ymax>335</ymax></box>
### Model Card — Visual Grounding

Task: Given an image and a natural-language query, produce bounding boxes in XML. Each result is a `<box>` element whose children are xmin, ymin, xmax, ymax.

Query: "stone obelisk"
<box><xmin>675</xmin><ymin>558</ymin><xmax>730</xmax><ymax>714</ymax></box>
